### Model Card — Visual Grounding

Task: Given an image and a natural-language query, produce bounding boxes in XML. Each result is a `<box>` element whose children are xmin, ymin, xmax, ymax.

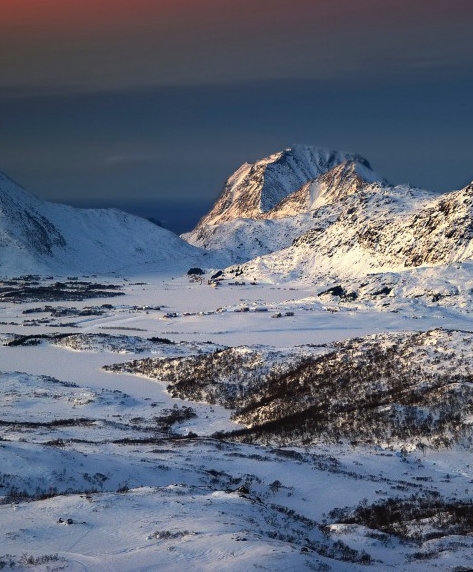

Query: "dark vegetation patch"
<box><xmin>187</xmin><ymin>267</ymin><xmax>205</xmax><ymax>276</ymax></box>
<box><xmin>104</xmin><ymin>347</ymin><xmax>274</xmax><ymax>408</ymax></box>
<box><xmin>371</xmin><ymin>285</ymin><xmax>392</xmax><ymax>297</ymax></box>
<box><xmin>0</xmin><ymin>417</ymin><xmax>95</xmax><ymax>428</ymax></box>
<box><xmin>0</xmin><ymin>279</ymin><xmax>124</xmax><ymax>303</ymax></box>
<box><xmin>148</xmin><ymin>336</ymin><xmax>174</xmax><ymax>345</ymax></box>
<box><xmin>4</xmin><ymin>332</ymin><xmax>176</xmax><ymax>354</ymax></box>
<box><xmin>4</xmin><ymin>333</ymin><xmax>72</xmax><ymax>347</ymax></box>
<box><xmin>106</xmin><ymin>329</ymin><xmax>473</xmax><ymax>448</ymax></box>
<box><xmin>0</xmin><ymin>553</ymin><xmax>63</xmax><ymax>569</ymax></box>
<box><xmin>318</xmin><ymin>285</ymin><xmax>358</xmax><ymax>301</ymax></box>
<box><xmin>22</xmin><ymin>304</ymin><xmax>113</xmax><ymax>317</ymax></box>
<box><xmin>154</xmin><ymin>405</ymin><xmax>197</xmax><ymax>433</ymax></box>
<box><xmin>327</xmin><ymin>492</ymin><xmax>473</xmax><ymax>543</ymax></box>
<box><xmin>227</xmin><ymin>340</ymin><xmax>473</xmax><ymax>446</ymax></box>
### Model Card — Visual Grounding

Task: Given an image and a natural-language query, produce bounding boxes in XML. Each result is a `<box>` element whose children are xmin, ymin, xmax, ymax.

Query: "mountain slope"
<box><xmin>0</xmin><ymin>170</ymin><xmax>206</xmax><ymax>275</ymax></box>
<box><xmin>182</xmin><ymin>144</ymin><xmax>473</xmax><ymax>281</ymax></box>
<box><xmin>241</xmin><ymin>180</ymin><xmax>473</xmax><ymax>282</ymax></box>
<box><xmin>266</xmin><ymin>159</ymin><xmax>386</xmax><ymax>219</ymax></box>
<box><xmin>357</xmin><ymin>181</ymin><xmax>473</xmax><ymax>268</ymax></box>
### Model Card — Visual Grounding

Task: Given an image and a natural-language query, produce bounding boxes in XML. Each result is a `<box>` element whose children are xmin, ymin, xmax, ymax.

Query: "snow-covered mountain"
<box><xmin>0</xmin><ymin>170</ymin><xmax>206</xmax><ymax>275</ymax></box>
<box><xmin>183</xmin><ymin>144</ymin><xmax>473</xmax><ymax>282</ymax></box>
<box><xmin>193</xmin><ymin>145</ymin><xmax>371</xmax><ymax>228</ymax></box>
<box><xmin>184</xmin><ymin>147</ymin><xmax>386</xmax><ymax>264</ymax></box>
<box><xmin>4</xmin><ymin>143</ymin><xmax>473</xmax><ymax>282</ymax></box>
<box><xmin>266</xmin><ymin>158</ymin><xmax>387</xmax><ymax>218</ymax></box>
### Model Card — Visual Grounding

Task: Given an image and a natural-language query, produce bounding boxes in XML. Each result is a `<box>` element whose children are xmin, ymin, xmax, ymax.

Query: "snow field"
<box><xmin>1</xmin><ymin>275</ymin><xmax>473</xmax><ymax>570</ymax></box>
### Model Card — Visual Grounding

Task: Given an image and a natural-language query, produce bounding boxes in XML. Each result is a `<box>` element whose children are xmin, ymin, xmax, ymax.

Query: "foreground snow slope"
<box><xmin>0</xmin><ymin>170</ymin><xmax>210</xmax><ymax>275</ymax></box>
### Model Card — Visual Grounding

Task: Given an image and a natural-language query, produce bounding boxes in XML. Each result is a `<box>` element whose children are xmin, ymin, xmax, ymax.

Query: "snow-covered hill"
<box><xmin>3</xmin><ymin>275</ymin><xmax>473</xmax><ymax>570</ymax></box>
<box><xmin>0</xmin><ymin>171</ymin><xmax>208</xmax><ymax>275</ymax></box>
<box><xmin>239</xmin><ymin>180</ymin><xmax>473</xmax><ymax>282</ymax></box>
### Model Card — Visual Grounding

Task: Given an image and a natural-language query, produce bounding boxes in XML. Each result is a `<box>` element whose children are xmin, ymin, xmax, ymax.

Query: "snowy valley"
<box><xmin>2</xmin><ymin>145</ymin><xmax>473</xmax><ymax>570</ymax></box>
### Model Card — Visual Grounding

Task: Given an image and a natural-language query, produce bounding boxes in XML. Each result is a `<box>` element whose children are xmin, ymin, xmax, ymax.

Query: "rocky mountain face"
<box><xmin>359</xmin><ymin>182</ymin><xmax>473</xmax><ymax>268</ymax></box>
<box><xmin>193</xmin><ymin>145</ymin><xmax>369</xmax><ymax>229</ymax></box>
<box><xmin>0</xmin><ymin>170</ymin><xmax>205</xmax><ymax>275</ymax></box>
<box><xmin>245</xmin><ymin>180</ymin><xmax>473</xmax><ymax>281</ymax></box>
<box><xmin>0</xmin><ymin>172</ymin><xmax>66</xmax><ymax>262</ymax></box>
<box><xmin>266</xmin><ymin>159</ymin><xmax>386</xmax><ymax>219</ymax></box>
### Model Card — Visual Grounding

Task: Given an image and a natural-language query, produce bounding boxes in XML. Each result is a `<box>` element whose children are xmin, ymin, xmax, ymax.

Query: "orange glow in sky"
<box><xmin>1</xmin><ymin>0</ymin><xmax>472</xmax><ymax>92</ymax></box>
<box><xmin>0</xmin><ymin>0</ymin><xmax>176</xmax><ymax>33</ymax></box>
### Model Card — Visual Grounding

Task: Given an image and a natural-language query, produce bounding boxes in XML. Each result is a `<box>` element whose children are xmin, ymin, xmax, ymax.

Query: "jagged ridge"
<box><xmin>184</xmin><ymin>145</ymin><xmax>473</xmax><ymax>279</ymax></box>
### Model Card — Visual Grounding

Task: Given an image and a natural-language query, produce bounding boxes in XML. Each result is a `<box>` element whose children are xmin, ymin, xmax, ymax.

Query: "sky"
<box><xmin>1</xmin><ymin>0</ymin><xmax>473</xmax><ymax>233</ymax></box>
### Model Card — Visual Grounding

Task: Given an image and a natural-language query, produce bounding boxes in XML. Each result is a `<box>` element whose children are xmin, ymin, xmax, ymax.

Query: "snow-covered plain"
<box><xmin>2</xmin><ymin>272</ymin><xmax>473</xmax><ymax>571</ymax></box>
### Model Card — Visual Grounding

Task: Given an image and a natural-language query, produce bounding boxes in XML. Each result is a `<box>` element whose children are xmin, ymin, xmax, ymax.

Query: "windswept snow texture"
<box><xmin>0</xmin><ymin>171</ymin><xmax>209</xmax><ymax>275</ymax></box>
